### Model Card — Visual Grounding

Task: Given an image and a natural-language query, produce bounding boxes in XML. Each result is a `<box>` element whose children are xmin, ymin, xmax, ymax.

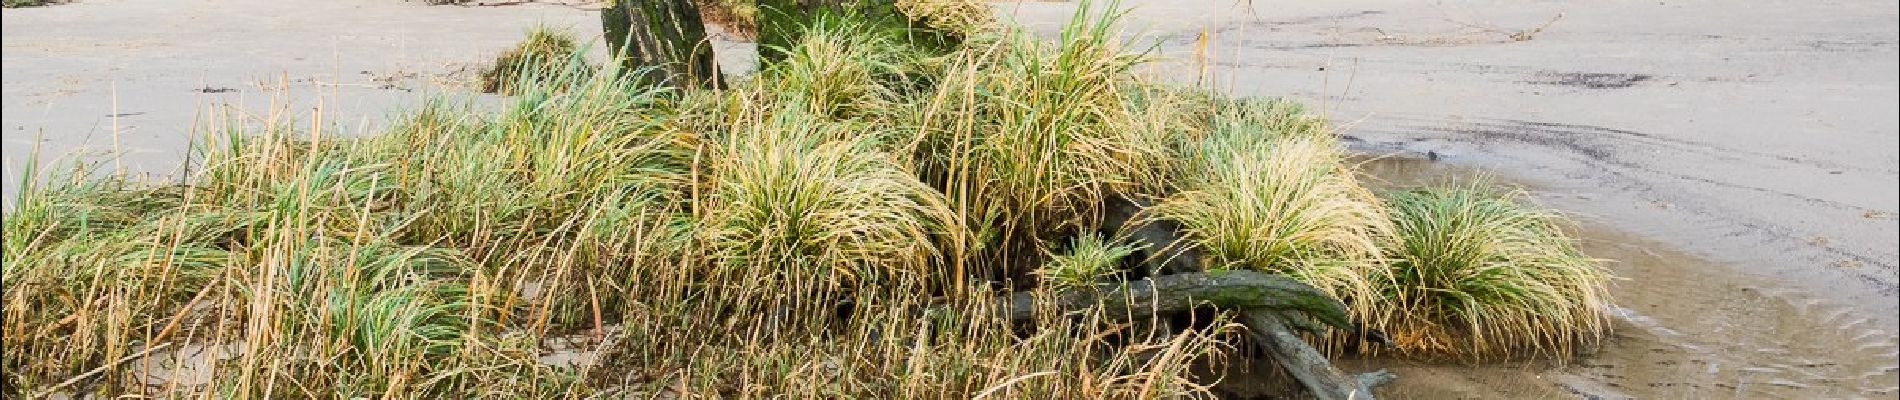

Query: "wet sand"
<box><xmin>6</xmin><ymin>0</ymin><xmax>1898</xmax><ymax>398</ymax></box>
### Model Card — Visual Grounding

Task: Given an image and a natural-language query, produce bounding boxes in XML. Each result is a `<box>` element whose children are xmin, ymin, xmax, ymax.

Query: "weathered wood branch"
<box><xmin>1094</xmin><ymin>195</ymin><xmax>1393</xmax><ymax>399</ymax></box>
<box><xmin>984</xmin><ymin>270</ymin><xmax>1391</xmax><ymax>399</ymax></box>
<box><xmin>997</xmin><ymin>270</ymin><xmax>1353</xmax><ymax>332</ymax></box>
<box><xmin>1240</xmin><ymin>310</ymin><xmax>1392</xmax><ymax>400</ymax></box>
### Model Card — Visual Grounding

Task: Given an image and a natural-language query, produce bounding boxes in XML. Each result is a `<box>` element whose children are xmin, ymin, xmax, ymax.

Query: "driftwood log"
<box><xmin>994</xmin><ymin>270</ymin><xmax>1352</xmax><ymax>331</ymax></box>
<box><xmin>1241</xmin><ymin>311</ymin><xmax>1394</xmax><ymax>400</ymax></box>
<box><xmin>992</xmin><ymin>271</ymin><xmax>1392</xmax><ymax>400</ymax></box>
<box><xmin>992</xmin><ymin>195</ymin><xmax>1396</xmax><ymax>399</ymax></box>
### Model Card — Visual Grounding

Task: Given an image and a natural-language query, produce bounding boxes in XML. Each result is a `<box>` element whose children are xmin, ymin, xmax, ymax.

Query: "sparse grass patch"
<box><xmin>1374</xmin><ymin>184</ymin><xmax>1613</xmax><ymax>359</ymax></box>
<box><xmin>479</xmin><ymin>26</ymin><xmax>587</xmax><ymax>95</ymax></box>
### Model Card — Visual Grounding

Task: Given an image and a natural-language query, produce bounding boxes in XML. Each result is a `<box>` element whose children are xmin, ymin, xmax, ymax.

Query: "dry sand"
<box><xmin>5</xmin><ymin>0</ymin><xmax>1897</xmax><ymax>398</ymax></box>
<box><xmin>2</xmin><ymin>0</ymin><xmax>752</xmax><ymax>195</ymax></box>
<box><xmin>3</xmin><ymin>0</ymin><xmax>594</xmax><ymax>191</ymax></box>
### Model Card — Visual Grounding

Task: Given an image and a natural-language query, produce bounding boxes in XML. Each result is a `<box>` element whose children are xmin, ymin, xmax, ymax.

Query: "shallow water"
<box><xmin>1338</xmin><ymin>156</ymin><xmax>1900</xmax><ymax>399</ymax></box>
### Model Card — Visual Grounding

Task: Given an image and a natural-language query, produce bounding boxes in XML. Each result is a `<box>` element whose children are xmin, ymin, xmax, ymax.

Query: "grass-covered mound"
<box><xmin>1146</xmin><ymin>99</ymin><xmax>1390</xmax><ymax>319</ymax></box>
<box><xmin>2</xmin><ymin>2</ymin><xmax>1611</xmax><ymax>398</ymax></box>
<box><xmin>479</xmin><ymin>25</ymin><xmax>587</xmax><ymax>95</ymax></box>
<box><xmin>1373</xmin><ymin>184</ymin><xmax>1613</xmax><ymax>359</ymax></box>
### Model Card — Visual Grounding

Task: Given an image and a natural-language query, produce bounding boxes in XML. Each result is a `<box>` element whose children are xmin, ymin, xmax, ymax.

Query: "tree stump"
<box><xmin>602</xmin><ymin>0</ymin><xmax>722</xmax><ymax>88</ymax></box>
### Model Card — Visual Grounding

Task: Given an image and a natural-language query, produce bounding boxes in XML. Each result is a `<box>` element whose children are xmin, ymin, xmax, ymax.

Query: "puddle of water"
<box><xmin>1342</xmin><ymin>156</ymin><xmax>1900</xmax><ymax>399</ymax></box>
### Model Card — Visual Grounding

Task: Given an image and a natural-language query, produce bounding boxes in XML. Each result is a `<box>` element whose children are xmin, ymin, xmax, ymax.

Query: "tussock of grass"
<box><xmin>1146</xmin><ymin>135</ymin><xmax>1390</xmax><ymax>318</ymax></box>
<box><xmin>907</xmin><ymin>2</ymin><xmax>1168</xmax><ymax>278</ymax></box>
<box><xmin>1374</xmin><ymin>184</ymin><xmax>1613</xmax><ymax>359</ymax></box>
<box><xmin>1137</xmin><ymin>91</ymin><xmax>1389</xmax><ymax>308</ymax></box>
<box><xmin>700</xmin><ymin>109</ymin><xmax>954</xmax><ymax>305</ymax></box>
<box><xmin>479</xmin><ymin>26</ymin><xmax>586</xmax><ymax>95</ymax></box>
<box><xmin>764</xmin><ymin>18</ymin><xmax>934</xmax><ymax>120</ymax></box>
<box><xmin>895</xmin><ymin>0</ymin><xmax>997</xmax><ymax>36</ymax></box>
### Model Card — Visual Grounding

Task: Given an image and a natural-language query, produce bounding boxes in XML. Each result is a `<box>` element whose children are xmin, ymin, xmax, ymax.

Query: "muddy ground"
<box><xmin>5</xmin><ymin>0</ymin><xmax>1897</xmax><ymax>398</ymax></box>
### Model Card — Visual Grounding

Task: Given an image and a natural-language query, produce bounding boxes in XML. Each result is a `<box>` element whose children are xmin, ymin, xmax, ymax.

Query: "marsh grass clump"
<box><xmin>1375</xmin><ymin>184</ymin><xmax>1612</xmax><ymax>359</ymax></box>
<box><xmin>479</xmin><ymin>26</ymin><xmax>587</xmax><ymax>95</ymax></box>
<box><xmin>699</xmin><ymin>109</ymin><xmax>954</xmax><ymax>308</ymax></box>
<box><xmin>1147</xmin><ymin>131</ymin><xmax>1389</xmax><ymax>318</ymax></box>
<box><xmin>895</xmin><ymin>0</ymin><xmax>996</xmax><ymax>37</ymax></box>
<box><xmin>763</xmin><ymin>18</ymin><xmax>934</xmax><ymax>121</ymax></box>
<box><xmin>907</xmin><ymin>3</ymin><xmax>1170</xmax><ymax>279</ymax></box>
<box><xmin>2</xmin><ymin>58</ymin><xmax>682</xmax><ymax>397</ymax></box>
<box><xmin>3</xmin><ymin>1</ymin><xmax>1615</xmax><ymax>397</ymax></box>
<box><xmin>3</xmin><ymin>5</ymin><xmax>1255</xmax><ymax>397</ymax></box>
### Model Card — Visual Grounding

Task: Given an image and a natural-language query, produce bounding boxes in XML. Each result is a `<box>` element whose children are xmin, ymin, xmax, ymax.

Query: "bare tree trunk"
<box><xmin>603</xmin><ymin>0</ymin><xmax>722</xmax><ymax>89</ymax></box>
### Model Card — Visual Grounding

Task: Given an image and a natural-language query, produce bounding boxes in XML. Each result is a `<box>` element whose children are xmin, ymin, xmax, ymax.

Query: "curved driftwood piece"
<box><xmin>995</xmin><ymin>195</ymin><xmax>1392</xmax><ymax>399</ymax></box>
<box><xmin>987</xmin><ymin>271</ymin><xmax>1391</xmax><ymax>399</ymax></box>
<box><xmin>1240</xmin><ymin>310</ymin><xmax>1393</xmax><ymax>400</ymax></box>
<box><xmin>1356</xmin><ymin>369</ymin><xmax>1398</xmax><ymax>389</ymax></box>
<box><xmin>997</xmin><ymin>270</ymin><xmax>1353</xmax><ymax>331</ymax></box>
